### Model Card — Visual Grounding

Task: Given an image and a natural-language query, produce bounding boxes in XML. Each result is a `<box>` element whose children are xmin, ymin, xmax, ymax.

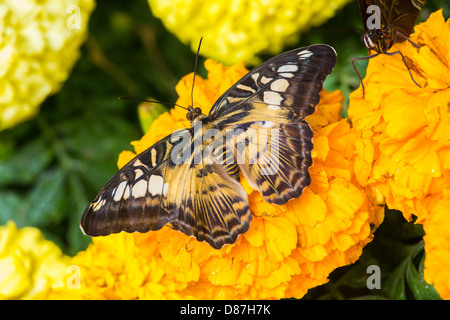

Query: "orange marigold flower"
<box><xmin>423</xmin><ymin>197</ymin><xmax>450</xmax><ymax>300</ymax></box>
<box><xmin>348</xmin><ymin>10</ymin><xmax>450</xmax><ymax>299</ymax></box>
<box><xmin>66</xmin><ymin>58</ymin><xmax>383</xmax><ymax>300</ymax></box>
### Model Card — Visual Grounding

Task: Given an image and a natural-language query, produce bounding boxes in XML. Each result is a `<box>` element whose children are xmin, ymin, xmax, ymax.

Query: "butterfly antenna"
<box><xmin>191</xmin><ymin>37</ymin><xmax>203</xmax><ymax>109</ymax></box>
<box><xmin>118</xmin><ymin>97</ymin><xmax>189</xmax><ymax>111</ymax></box>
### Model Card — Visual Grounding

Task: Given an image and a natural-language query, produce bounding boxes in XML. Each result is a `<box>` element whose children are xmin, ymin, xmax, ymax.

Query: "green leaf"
<box><xmin>406</xmin><ymin>259</ymin><xmax>425</xmax><ymax>299</ymax></box>
<box><xmin>0</xmin><ymin>191</ymin><xmax>24</xmax><ymax>224</ymax></box>
<box><xmin>66</xmin><ymin>172</ymin><xmax>92</xmax><ymax>255</ymax></box>
<box><xmin>0</xmin><ymin>138</ymin><xmax>54</xmax><ymax>187</ymax></box>
<box><xmin>383</xmin><ymin>258</ymin><xmax>408</xmax><ymax>300</ymax></box>
<box><xmin>406</xmin><ymin>254</ymin><xmax>441</xmax><ymax>300</ymax></box>
<box><xmin>24</xmin><ymin>168</ymin><xmax>66</xmax><ymax>227</ymax></box>
<box><xmin>338</xmin><ymin>256</ymin><xmax>381</xmax><ymax>289</ymax></box>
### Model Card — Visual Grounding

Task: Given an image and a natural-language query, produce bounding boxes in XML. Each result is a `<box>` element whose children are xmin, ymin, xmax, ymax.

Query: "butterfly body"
<box><xmin>81</xmin><ymin>44</ymin><xmax>337</xmax><ymax>249</ymax></box>
<box><xmin>358</xmin><ymin>0</ymin><xmax>426</xmax><ymax>53</ymax></box>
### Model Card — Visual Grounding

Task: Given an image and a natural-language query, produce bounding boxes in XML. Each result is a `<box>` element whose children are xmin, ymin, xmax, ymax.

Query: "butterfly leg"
<box><xmin>352</xmin><ymin>52</ymin><xmax>379</xmax><ymax>98</ymax></box>
<box><xmin>392</xmin><ymin>30</ymin><xmax>421</xmax><ymax>50</ymax></box>
<box><xmin>384</xmin><ymin>50</ymin><xmax>421</xmax><ymax>88</ymax></box>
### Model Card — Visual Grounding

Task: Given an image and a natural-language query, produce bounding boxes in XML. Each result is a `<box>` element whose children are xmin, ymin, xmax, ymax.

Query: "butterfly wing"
<box><xmin>209</xmin><ymin>45</ymin><xmax>336</xmax><ymax>119</ymax></box>
<box><xmin>81</xmin><ymin>127</ymin><xmax>251</xmax><ymax>249</ymax></box>
<box><xmin>209</xmin><ymin>44</ymin><xmax>337</xmax><ymax>205</ymax></box>
<box><xmin>81</xmin><ymin>129</ymin><xmax>189</xmax><ymax>237</ymax></box>
<box><xmin>166</xmin><ymin>158</ymin><xmax>251</xmax><ymax>249</ymax></box>
<box><xmin>358</xmin><ymin>0</ymin><xmax>385</xmax><ymax>32</ymax></box>
<box><xmin>388</xmin><ymin>0</ymin><xmax>426</xmax><ymax>37</ymax></box>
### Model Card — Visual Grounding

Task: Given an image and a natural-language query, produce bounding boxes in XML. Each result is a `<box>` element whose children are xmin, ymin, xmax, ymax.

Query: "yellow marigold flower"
<box><xmin>147</xmin><ymin>0</ymin><xmax>352</xmax><ymax>65</ymax></box>
<box><xmin>0</xmin><ymin>0</ymin><xmax>95</xmax><ymax>130</ymax></box>
<box><xmin>0</xmin><ymin>221</ymin><xmax>70</xmax><ymax>299</ymax></box>
<box><xmin>64</xmin><ymin>59</ymin><xmax>383</xmax><ymax>300</ymax></box>
<box><xmin>348</xmin><ymin>10</ymin><xmax>450</xmax><ymax>299</ymax></box>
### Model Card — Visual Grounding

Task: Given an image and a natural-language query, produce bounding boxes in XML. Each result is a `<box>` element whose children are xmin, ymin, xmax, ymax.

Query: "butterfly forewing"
<box><xmin>210</xmin><ymin>45</ymin><xmax>337</xmax><ymax>119</ymax></box>
<box><xmin>211</xmin><ymin>45</ymin><xmax>336</xmax><ymax>205</ymax></box>
<box><xmin>81</xmin><ymin>44</ymin><xmax>337</xmax><ymax>249</ymax></box>
<box><xmin>81</xmin><ymin>130</ymin><xmax>189</xmax><ymax>236</ymax></box>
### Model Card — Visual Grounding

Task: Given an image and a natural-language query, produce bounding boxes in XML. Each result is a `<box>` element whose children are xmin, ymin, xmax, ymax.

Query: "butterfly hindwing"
<box><xmin>167</xmin><ymin>160</ymin><xmax>251</xmax><ymax>249</ymax></box>
<box><xmin>221</xmin><ymin>121</ymin><xmax>314</xmax><ymax>205</ymax></box>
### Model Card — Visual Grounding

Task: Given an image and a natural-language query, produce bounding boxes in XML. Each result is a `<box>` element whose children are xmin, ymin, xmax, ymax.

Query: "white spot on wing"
<box><xmin>260</xmin><ymin>76</ymin><xmax>272</xmax><ymax>84</ymax></box>
<box><xmin>132</xmin><ymin>180</ymin><xmax>148</xmax><ymax>198</ymax></box>
<box><xmin>148</xmin><ymin>175</ymin><xmax>164</xmax><ymax>196</ymax></box>
<box><xmin>92</xmin><ymin>198</ymin><xmax>105</xmax><ymax>212</ymax></box>
<box><xmin>277</xmin><ymin>65</ymin><xmax>298</xmax><ymax>73</ymax></box>
<box><xmin>123</xmin><ymin>185</ymin><xmax>131</xmax><ymax>200</ymax></box>
<box><xmin>134</xmin><ymin>169</ymin><xmax>144</xmax><ymax>179</ymax></box>
<box><xmin>251</xmin><ymin>72</ymin><xmax>259</xmax><ymax>83</ymax></box>
<box><xmin>297</xmin><ymin>49</ymin><xmax>313</xmax><ymax>58</ymax></box>
<box><xmin>114</xmin><ymin>181</ymin><xmax>127</xmax><ymax>201</ymax></box>
<box><xmin>270</xmin><ymin>79</ymin><xmax>289</xmax><ymax>92</ymax></box>
<box><xmin>263</xmin><ymin>91</ymin><xmax>283</xmax><ymax>105</ymax></box>
<box><xmin>280</xmin><ymin>73</ymin><xmax>294</xmax><ymax>78</ymax></box>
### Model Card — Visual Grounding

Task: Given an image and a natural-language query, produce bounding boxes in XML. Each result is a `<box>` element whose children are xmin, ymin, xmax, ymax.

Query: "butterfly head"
<box><xmin>186</xmin><ymin>106</ymin><xmax>204</xmax><ymax>122</ymax></box>
<box><xmin>362</xmin><ymin>26</ymin><xmax>393</xmax><ymax>54</ymax></box>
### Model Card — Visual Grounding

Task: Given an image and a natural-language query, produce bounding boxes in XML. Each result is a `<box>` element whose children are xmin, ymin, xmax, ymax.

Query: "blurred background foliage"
<box><xmin>0</xmin><ymin>0</ymin><xmax>448</xmax><ymax>299</ymax></box>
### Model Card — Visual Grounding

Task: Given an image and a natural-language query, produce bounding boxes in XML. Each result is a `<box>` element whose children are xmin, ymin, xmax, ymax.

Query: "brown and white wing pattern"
<box><xmin>211</xmin><ymin>44</ymin><xmax>336</xmax><ymax>205</ymax></box>
<box><xmin>81</xmin><ymin>128</ymin><xmax>251</xmax><ymax>249</ymax></box>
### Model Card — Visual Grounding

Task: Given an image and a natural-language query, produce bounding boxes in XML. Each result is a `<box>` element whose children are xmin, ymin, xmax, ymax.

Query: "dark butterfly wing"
<box><xmin>81</xmin><ymin>129</ymin><xmax>189</xmax><ymax>236</ymax></box>
<box><xmin>209</xmin><ymin>45</ymin><xmax>336</xmax><ymax>119</ymax></box>
<box><xmin>81</xmin><ymin>127</ymin><xmax>251</xmax><ymax>249</ymax></box>
<box><xmin>209</xmin><ymin>44</ymin><xmax>337</xmax><ymax>205</ymax></box>
<box><xmin>388</xmin><ymin>0</ymin><xmax>426</xmax><ymax>37</ymax></box>
<box><xmin>358</xmin><ymin>0</ymin><xmax>387</xmax><ymax>32</ymax></box>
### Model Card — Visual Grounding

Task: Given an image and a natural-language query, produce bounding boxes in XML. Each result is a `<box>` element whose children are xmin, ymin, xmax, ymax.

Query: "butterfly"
<box><xmin>353</xmin><ymin>0</ymin><xmax>426</xmax><ymax>96</ymax></box>
<box><xmin>81</xmin><ymin>44</ymin><xmax>337</xmax><ymax>249</ymax></box>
